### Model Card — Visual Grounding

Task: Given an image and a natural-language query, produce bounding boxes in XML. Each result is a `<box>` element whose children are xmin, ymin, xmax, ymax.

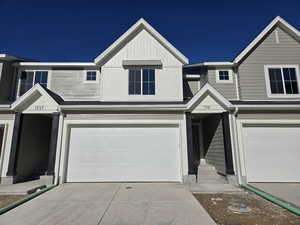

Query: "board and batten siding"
<box><xmin>207</xmin><ymin>69</ymin><xmax>238</xmax><ymax>100</ymax></box>
<box><xmin>238</xmin><ymin>26</ymin><xmax>300</xmax><ymax>100</ymax></box>
<box><xmin>203</xmin><ymin>114</ymin><xmax>226</xmax><ymax>175</ymax></box>
<box><xmin>50</xmin><ymin>70</ymin><xmax>100</xmax><ymax>100</ymax></box>
<box><xmin>100</xmin><ymin>29</ymin><xmax>184</xmax><ymax>102</ymax></box>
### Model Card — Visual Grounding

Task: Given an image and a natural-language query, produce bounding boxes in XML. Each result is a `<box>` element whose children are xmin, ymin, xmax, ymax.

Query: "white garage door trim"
<box><xmin>238</xmin><ymin>119</ymin><xmax>300</xmax><ymax>183</ymax></box>
<box><xmin>59</xmin><ymin>120</ymin><xmax>183</xmax><ymax>183</ymax></box>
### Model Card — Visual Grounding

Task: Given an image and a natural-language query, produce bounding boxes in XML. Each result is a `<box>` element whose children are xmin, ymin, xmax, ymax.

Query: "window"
<box><xmin>34</xmin><ymin>71</ymin><xmax>48</xmax><ymax>87</ymax></box>
<box><xmin>216</xmin><ymin>70</ymin><xmax>232</xmax><ymax>83</ymax></box>
<box><xmin>219</xmin><ymin>71</ymin><xmax>229</xmax><ymax>80</ymax></box>
<box><xmin>86</xmin><ymin>71</ymin><xmax>97</xmax><ymax>81</ymax></box>
<box><xmin>129</xmin><ymin>69</ymin><xmax>141</xmax><ymax>95</ymax></box>
<box><xmin>19</xmin><ymin>71</ymin><xmax>48</xmax><ymax>96</ymax></box>
<box><xmin>265</xmin><ymin>65</ymin><xmax>300</xmax><ymax>96</ymax></box>
<box><xmin>128</xmin><ymin>68</ymin><xmax>155</xmax><ymax>95</ymax></box>
<box><xmin>142</xmin><ymin>69</ymin><xmax>155</xmax><ymax>95</ymax></box>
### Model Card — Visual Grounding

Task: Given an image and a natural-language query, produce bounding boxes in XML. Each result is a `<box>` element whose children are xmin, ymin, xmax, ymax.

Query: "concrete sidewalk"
<box><xmin>250</xmin><ymin>183</ymin><xmax>300</xmax><ymax>209</ymax></box>
<box><xmin>0</xmin><ymin>183</ymin><xmax>216</xmax><ymax>225</ymax></box>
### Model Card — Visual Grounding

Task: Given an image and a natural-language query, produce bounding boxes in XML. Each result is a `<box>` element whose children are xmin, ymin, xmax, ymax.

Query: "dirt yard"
<box><xmin>0</xmin><ymin>195</ymin><xmax>26</xmax><ymax>208</ymax></box>
<box><xmin>194</xmin><ymin>192</ymin><xmax>300</xmax><ymax>225</ymax></box>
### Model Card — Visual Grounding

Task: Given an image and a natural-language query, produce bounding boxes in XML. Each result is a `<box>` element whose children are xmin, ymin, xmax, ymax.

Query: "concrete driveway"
<box><xmin>250</xmin><ymin>183</ymin><xmax>300</xmax><ymax>209</ymax></box>
<box><xmin>0</xmin><ymin>183</ymin><xmax>216</xmax><ymax>225</ymax></box>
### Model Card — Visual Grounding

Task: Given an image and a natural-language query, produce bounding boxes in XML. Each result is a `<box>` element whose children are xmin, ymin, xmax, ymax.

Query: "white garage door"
<box><xmin>66</xmin><ymin>125</ymin><xmax>181</xmax><ymax>182</ymax></box>
<box><xmin>243</xmin><ymin>125</ymin><xmax>300</xmax><ymax>182</ymax></box>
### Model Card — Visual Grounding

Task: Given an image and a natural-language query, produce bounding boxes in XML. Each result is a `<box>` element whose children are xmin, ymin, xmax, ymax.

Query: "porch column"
<box><xmin>46</xmin><ymin>112</ymin><xmax>60</xmax><ymax>175</ymax></box>
<box><xmin>185</xmin><ymin>112</ymin><xmax>197</xmax><ymax>175</ymax></box>
<box><xmin>222</xmin><ymin>112</ymin><xmax>234</xmax><ymax>175</ymax></box>
<box><xmin>6</xmin><ymin>112</ymin><xmax>23</xmax><ymax>177</ymax></box>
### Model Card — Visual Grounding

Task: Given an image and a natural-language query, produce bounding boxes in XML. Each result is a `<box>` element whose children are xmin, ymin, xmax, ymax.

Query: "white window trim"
<box><xmin>84</xmin><ymin>70</ymin><xmax>99</xmax><ymax>83</ymax></box>
<box><xmin>17</xmin><ymin>70</ymin><xmax>51</xmax><ymax>98</ymax></box>
<box><xmin>215</xmin><ymin>69</ymin><xmax>233</xmax><ymax>83</ymax></box>
<box><xmin>128</xmin><ymin>68</ymin><xmax>156</xmax><ymax>96</ymax></box>
<box><xmin>264</xmin><ymin>65</ymin><xmax>300</xmax><ymax>98</ymax></box>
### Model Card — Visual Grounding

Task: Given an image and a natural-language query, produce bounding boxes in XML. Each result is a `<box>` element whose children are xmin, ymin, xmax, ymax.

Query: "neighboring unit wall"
<box><xmin>0</xmin><ymin>62</ymin><xmax>17</xmax><ymax>102</ymax></box>
<box><xmin>238</xmin><ymin>26</ymin><xmax>300</xmax><ymax>100</ymax></box>
<box><xmin>100</xmin><ymin>29</ymin><xmax>184</xmax><ymax>101</ymax></box>
<box><xmin>203</xmin><ymin>114</ymin><xmax>226</xmax><ymax>174</ymax></box>
<box><xmin>50</xmin><ymin>69</ymin><xmax>100</xmax><ymax>100</ymax></box>
<box><xmin>207</xmin><ymin>68</ymin><xmax>238</xmax><ymax>99</ymax></box>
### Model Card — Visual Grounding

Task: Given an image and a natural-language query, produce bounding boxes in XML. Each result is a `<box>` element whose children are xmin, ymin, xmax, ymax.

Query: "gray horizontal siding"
<box><xmin>50</xmin><ymin>70</ymin><xmax>100</xmax><ymax>100</ymax></box>
<box><xmin>239</xmin><ymin>26</ymin><xmax>300</xmax><ymax>100</ymax></box>
<box><xmin>203</xmin><ymin>115</ymin><xmax>226</xmax><ymax>175</ymax></box>
<box><xmin>188</xmin><ymin>80</ymin><xmax>200</xmax><ymax>95</ymax></box>
<box><xmin>207</xmin><ymin>69</ymin><xmax>237</xmax><ymax>99</ymax></box>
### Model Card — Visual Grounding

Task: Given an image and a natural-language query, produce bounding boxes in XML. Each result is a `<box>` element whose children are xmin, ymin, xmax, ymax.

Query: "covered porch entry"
<box><xmin>185</xmin><ymin>84</ymin><xmax>236</xmax><ymax>183</ymax></box>
<box><xmin>4</xmin><ymin>84</ymin><xmax>61</xmax><ymax>185</ymax></box>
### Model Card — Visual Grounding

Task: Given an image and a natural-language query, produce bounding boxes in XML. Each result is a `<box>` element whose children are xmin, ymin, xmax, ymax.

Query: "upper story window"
<box><xmin>264</xmin><ymin>65</ymin><xmax>300</xmax><ymax>97</ymax></box>
<box><xmin>19</xmin><ymin>71</ymin><xmax>48</xmax><ymax>96</ymax></box>
<box><xmin>128</xmin><ymin>68</ymin><xmax>155</xmax><ymax>95</ymax></box>
<box><xmin>86</xmin><ymin>71</ymin><xmax>97</xmax><ymax>82</ymax></box>
<box><xmin>216</xmin><ymin>70</ymin><xmax>233</xmax><ymax>83</ymax></box>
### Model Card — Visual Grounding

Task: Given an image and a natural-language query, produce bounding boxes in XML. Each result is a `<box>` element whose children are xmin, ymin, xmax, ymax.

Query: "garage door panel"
<box><xmin>67</xmin><ymin>126</ymin><xmax>181</xmax><ymax>182</ymax></box>
<box><xmin>243</xmin><ymin>125</ymin><xmax>300</xmax><ymax>182</ymax></box>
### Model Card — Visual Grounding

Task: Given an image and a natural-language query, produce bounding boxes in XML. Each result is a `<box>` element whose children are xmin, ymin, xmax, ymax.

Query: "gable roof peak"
<box><xmin>94</xmin><ymin>18</ymin><xmax>188</xmax><ymax>65</ymax></box>
<box><xmin>234</xmin><ymin>16</ymin><xmax>300</xmax><ymax>64</ymax></box>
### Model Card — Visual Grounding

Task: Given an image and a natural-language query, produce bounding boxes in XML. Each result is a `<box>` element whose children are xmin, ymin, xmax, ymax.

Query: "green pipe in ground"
<box><xmin>0</xmin><ymin>184</ymin><xmax>57</xmax><ymax>216</ymax></box>
<box><xmin>241</xmin><ymin>184</ymin><xmax>300</xmax><ymax>216</ymax></box>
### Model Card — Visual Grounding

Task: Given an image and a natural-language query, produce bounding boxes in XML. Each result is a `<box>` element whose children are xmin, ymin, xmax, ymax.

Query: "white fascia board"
<box><xmin>15</xmin><ymin>62</ymin><xmax>96</xmax><ymax>67</ymax></box>
<box><xmin>234</xmin><ymin>16</ymin><xmax>300</xmax><ymax>64</ymax></box>
<box><xmin>202</xmin><ymin>62</ymin><xmax>234</xmax><ymax>66</ymax></box>
<box><xmin>184</xmin><ymin>62</ymin><xmax>234</xmax><ymax>68</ymax></box>
<box><xmin>184</xmin><ymin>74</ymin><xmax>201</xmax><ymax>79</ymax></box>
<box><xmin>60</xmin><ymin>104</ymin><xmax>187</xmax><ymax>111</ymax></box>
<box><xmin>94</xmin><ymin>18</ymin><xmax>189</xmax><ymax>65</ymax></box>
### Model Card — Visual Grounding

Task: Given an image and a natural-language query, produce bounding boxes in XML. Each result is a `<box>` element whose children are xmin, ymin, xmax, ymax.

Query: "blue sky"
<box><xmin>0</xmin><ymin>0</ymin><xmax>300</xmax><ymax>63</ymax></box>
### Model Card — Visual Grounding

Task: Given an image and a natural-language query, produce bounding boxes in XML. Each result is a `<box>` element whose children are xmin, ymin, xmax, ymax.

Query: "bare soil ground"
<box><xmin>0</xmin><ymin>195</ymin><xmax>26</xmax><ymax>208</ymax></box>
<box><xmin>194</xmin><ymin>192</ymin><xmax>300</xmax><ymax>225</ymax></box>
